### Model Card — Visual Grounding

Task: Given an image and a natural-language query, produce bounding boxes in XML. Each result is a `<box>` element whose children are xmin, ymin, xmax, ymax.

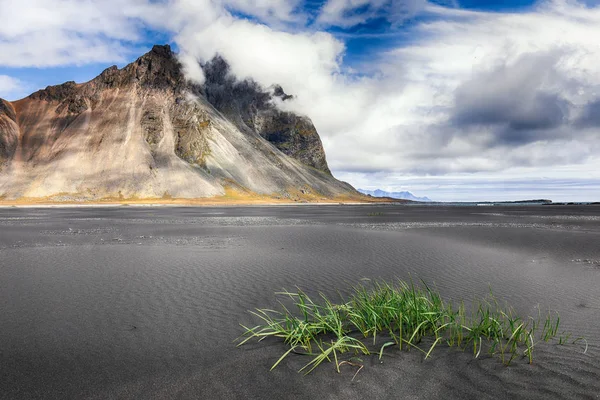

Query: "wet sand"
<box><xmin>1</xmin><ymin>205</ymin><xmax>599</xmax><ymax>399</ymax></box>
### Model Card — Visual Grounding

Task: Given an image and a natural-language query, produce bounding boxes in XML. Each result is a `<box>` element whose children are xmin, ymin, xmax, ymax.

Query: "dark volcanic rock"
<box><xmin>57</xmin><ymin>96</ymin><xmax>88</xmax><ymax>114</ymax></box>
<box><xmin>28</xmin><ymin>81</ymin><xmax>88</xmax><ymax>116</ymax></box>
<box><xmin>120</xmin><ymin>45</ymin><xmax>185</xmax><ymax>89</ymax></box>
<box><xmin>201</xmin><ymin>55</ymin><xmax>270</xmax><ymax>125</ymax></box>
<box><xmin>29</xmin><ymin>81</ymin><xmax>79</xmax><ymax>103</ymax></box>
<box><xmin>93</xmin><ymin>45</ymin><xmax>185</xmax><ymax>91</ymax></box>
<box><xmin>255</xmin><ymin>110</ymin><xmax>331</xmax><ymax>174</ymax></box>
<box><xmin>141</xmin><ymin>108</ymin><xmax>164</xmax><ymax>147</ymax></box>
<box><xmin>272</xmin><ymin>85</ymin><xmax>293</xmax><ymax>101</ymax></box>
<box><xmin>201</xmin><ymin>55</ymin><xmax>331</xmax><ymax>174</ymax></box>
<box><xmin>97</xmin><ymin>65</ymin><xmax>121</xmax><ymax>88</ymax></box>
<box><xmin>171</xmin><ymin>103</ymin><xmax>212</xmax><ymax>169</ymax></box>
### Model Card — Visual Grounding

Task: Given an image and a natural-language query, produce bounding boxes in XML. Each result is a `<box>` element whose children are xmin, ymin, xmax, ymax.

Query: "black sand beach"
<box><xmin>1</xmin><ymin>205</ymin><xmax>599</xmax><ymax>399</ymax></box>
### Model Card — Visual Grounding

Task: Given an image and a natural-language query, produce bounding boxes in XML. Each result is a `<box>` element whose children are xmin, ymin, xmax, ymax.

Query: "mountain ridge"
<box><xmin>0</xmin><ymin>45</ymin><xmax>360</xmax><ymax>202</ymax></box>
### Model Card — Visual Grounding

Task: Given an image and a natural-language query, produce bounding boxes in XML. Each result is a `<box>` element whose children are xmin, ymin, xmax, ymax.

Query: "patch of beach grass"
<box><xmin>237</xmin><ymin>279</ymin><xmax>582</xmax><ymax>376</ymax></box>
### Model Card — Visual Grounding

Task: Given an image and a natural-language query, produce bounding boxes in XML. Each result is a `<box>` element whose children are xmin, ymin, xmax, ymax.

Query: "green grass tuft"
<box><xmin>237</xmin><ymin>279</ymin><xmax>580</xmax><ymax>375</ymax></box>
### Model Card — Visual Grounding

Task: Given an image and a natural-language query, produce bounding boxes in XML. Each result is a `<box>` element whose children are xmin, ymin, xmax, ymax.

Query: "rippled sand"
<box><xmin>1</xmin><ymin>205</ymin><xmax>599</xmax><ymax>399</ymax></box>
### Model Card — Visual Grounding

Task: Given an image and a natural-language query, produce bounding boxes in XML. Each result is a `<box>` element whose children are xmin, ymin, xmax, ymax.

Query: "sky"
<box><xmin>1</xmin><ymin>0</ymin><xmax>600</xmax><ymax>202</ymax></box>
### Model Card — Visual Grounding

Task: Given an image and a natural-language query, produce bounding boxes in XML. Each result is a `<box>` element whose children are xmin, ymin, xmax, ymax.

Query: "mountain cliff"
<box><xmin>0</xmin><ymin>45</ymin><xmax>358</xmax><ymax>201</ymax></box>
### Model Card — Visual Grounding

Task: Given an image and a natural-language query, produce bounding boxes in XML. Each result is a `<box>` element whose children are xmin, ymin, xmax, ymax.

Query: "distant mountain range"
<box><xmin>358</xmin><ymin>189</ymin><xmax>432</xmax><ymax>202</ymax></box>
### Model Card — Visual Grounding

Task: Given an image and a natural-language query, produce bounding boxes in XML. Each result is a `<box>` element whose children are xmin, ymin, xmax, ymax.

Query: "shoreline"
<box><xmin>0</xmin><ymin>200</ymin><xmax>404</xmax><ymax>208</ymax></box>
<box><xmin>0</xmin><ymin>202</ymin><xmax>389</xmax><ymax>208</ymax></box>
<box><xmin>0</xmin><ymin>195</ymin><xmax>408</xmax><ymax>208</ymax></box>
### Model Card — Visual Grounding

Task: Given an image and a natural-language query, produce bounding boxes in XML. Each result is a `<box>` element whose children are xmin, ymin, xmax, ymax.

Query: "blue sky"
<box><xmin>0</xmin><ymin>0</ymin><xmax>541</xmax><ymax>100</ymax></box>
<box><xmin>1</xmin><ymin>0</ymin><xmax>600</xmax><ymax>202</ymax></box>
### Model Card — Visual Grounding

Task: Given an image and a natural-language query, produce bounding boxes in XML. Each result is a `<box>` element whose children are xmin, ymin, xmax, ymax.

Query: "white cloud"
<box><xmin>171</xmin><ymin>12</ymin><xmax>374</xmax><ymax>136</ymax></box>
<box><xmin>0</xmin><ymin>0</ymin><xmax>164</xmax><ymax>67</ymax></box>
<box><xmin>178</xmin><ymin>52</ymin><xmax>206</xmax><ymax>85</ymax></box>
<box><xmin>308</xmin><ymin>0</ymin><xmax>600</xmax><ymax>199</ymax></box>
<box><xmin>0</xmin><ymin>75</ymin><xmax>26</xmax><ymax>100</ymax></box>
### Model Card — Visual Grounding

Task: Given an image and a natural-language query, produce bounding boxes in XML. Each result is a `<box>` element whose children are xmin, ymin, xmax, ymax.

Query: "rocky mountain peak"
<box><xmin>0</xmin><ymin>44</ymin><xmax>337</xmax><ymax>194</ymax></box>
<box><xmin>93</xmin><ymin>44</ymin><xmax>184</xmax><ymax>90</ymax></box>
<box><xmin>0</xmin><ymin>43</ymin><xmax>357</xmax><ymax>200</ymax></box>
<box><xmin>150</xmin><ymin>44</ymin><xmax>174</xmax><ymax>58</ymax></box>
<box><xmin>28</xmin><ymin>45</ymin><xmax>184</xmax><ymax>102</ymax></box>
<box><xmin>123</xmin><ymin>44</ymin><xmax>184</xmax><ymax>89</ymax></box>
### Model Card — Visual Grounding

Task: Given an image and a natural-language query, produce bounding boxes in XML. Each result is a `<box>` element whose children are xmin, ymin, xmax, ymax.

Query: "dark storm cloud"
<box><xmin>449</xmin><ymin>51</ymin><xmax>572</xmax><ymax>146</ymax></box>
<box><xmin>575</xmin><ymin>98</ymin><xmax>600</xmax><ymax>128</ymax></box>
<box><xmin>454</xmin><ymin>92</ymin><xmax>568</xmax><ymax>133</ymax></box>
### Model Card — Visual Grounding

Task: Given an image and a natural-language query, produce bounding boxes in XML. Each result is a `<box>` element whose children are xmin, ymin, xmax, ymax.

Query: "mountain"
<box><xmin>0</xmin><ymin>45</ymin><xmax>359</xmax><ymax>202</ymax></box>
<box><xmin>358</xmin><ymin>189</ymin><xmax>432</xmax><ymax>202</ymax></box>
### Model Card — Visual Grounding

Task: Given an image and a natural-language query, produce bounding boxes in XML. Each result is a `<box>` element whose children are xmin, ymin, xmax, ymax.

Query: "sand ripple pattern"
<box><xmin>1</xmin><ymin>205</ymin><xmax>600</xmax><ymax>399</ymax></box>
<box><xmin>339</xmin><ymin>221</ymin><xmax>580</xmax><ymax>231</ymax></box>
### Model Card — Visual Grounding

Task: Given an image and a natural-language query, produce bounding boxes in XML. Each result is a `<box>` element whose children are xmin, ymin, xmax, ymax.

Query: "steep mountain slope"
<box><xmin>0</xmin><ymin>45</ymin><xmax>357</xmax><ymax>201</ymax></box>
<box><xmin>201</xmin><ymin>56</ymin><xmax>330</xmax><ymax>174</ymax></box>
